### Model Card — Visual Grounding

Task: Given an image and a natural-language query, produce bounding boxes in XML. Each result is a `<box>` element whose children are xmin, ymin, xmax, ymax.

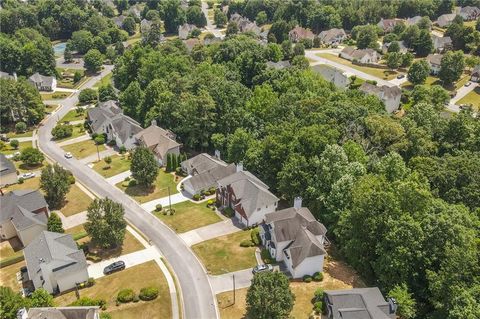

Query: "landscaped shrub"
<box><xmin>313</xmin><ymin>301</ymin><xmax>323</xmax><ymax>314</ymax></box>
<box><xmin>223</xmin><ymin>207</ymin><xmax>234</xmax><ymax>218</ymax></box>
<box><xmin>139</xmin><ymin>286</ymin><xmax>159</xmax><ymax>301</ymax></box>
<box><xmin>15</xmin><ymin>122</ymin><xmax>27</xmax><ymax>133</ymax></box>
<box><xmin>260</xmin><ymin>248</ymin><xmax>274</xmax><ymax>264</ymax></box>
<box><xmin>70</xmin><ymin>297</ymin><xmax>106</xmax><ymax>307</ymax></box>
<box><xmin>124</xmin><ymin>176</ymin><xmax>130</xmax><ymax>181</ymax></box>
<box><xmin>100</xmin><ymin>313</ymin><xmax>112</xmax><ymax>319</ymax></box>
<box><xmin>87</xmin><ymin>277</ymin><xmax>95</xmax><ymax>287</ymax></box>
<box><xmin>52</xmin><ymin>124</ymin><xmax>73</xmax><ymax>140</ymax></box>
<box><xmin>193</xmin><ymin>194</ymin><xmax>201</xmax><ymax>201</ymax></box>
<box><xmin>314</xmin><ymin>288</ymin><xmax>324</xmax><ymax>301</ymax></box>
<box><xmin>119</xmin><ymin>145</ymin><xmax>127</xmax><ymax>154</ymax></box>
<box><xmin>240</xmin><ymin>239</ymin><xmax>254</xmax><ymax>247</ymax></box>
<box><xmin>313</xmin><ymin>272</ymin><xmax>324</xmax><ymax>282</ymax></box>
<box><xmin>67</xmin><ymin>172</ymin><xmax>76</xmax><ymax>184</ymax></box>
<box><xmin>117</xmin><ymin>289</ymin><xmax>135</xmax><ymax>303</ymax></box>
<box><xmin>128</xmin><ymin>179</ymin><xmax>137</xmax><ymax>187</ymax></box>
<box><xmin>18</xmin><ymin>177</ymin><xmax>24</xmax><ymax>184</ymax></box>
<box><xmin>206</xmin><ymin>199</ymin><xmax>215</xmax><ymax>207</ymax></box>
<box><xmin>95</xmin><ymin>135</ymin><xmax>106</xmax><ymax>145</ymax></box>
<box><xmin>250</xmin><ymin>228</ymin><xmax>260</xmax><ymax>245</ymax></box>
<box><xmin>303</xmin><ymin>275</ymin><xmax>312</xmax><ymax>283</ymax></box>
<box><xmin>155</xmin><ymin>204</ymin><xmax>163</xmax><ymax>212</ymax></box>
<box><xmin>107</xmin><ymin>139</ymin><xmax>116</xmax><ymax>146</ymax></box>
<box><xmin>9</xmin><ymin>139</ymin><xmax>19</xmax><ymax>149</ymax></box>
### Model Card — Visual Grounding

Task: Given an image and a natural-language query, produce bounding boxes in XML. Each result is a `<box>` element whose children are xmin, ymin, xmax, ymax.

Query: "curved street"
<box><xmin>37</xmin><ymin>66</ymin><xmax>218</xmax><ymax>319</ymax></box>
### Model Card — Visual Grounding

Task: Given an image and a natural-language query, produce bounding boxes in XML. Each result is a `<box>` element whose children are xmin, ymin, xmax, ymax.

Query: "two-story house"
<box><xmin>134</xmin><ymin>121</ymin><xmax>181</xmax><ymax>166</ymax></box>
<box><xmin>340</xmin><ymin>47</ymin><xmax>380</xmax><ymax>64</ymax></box>
<box><xmin>28</xmin><ymin>73</ymin><xmax>56</xmax><ymax>92</ymax></box>
<box><xmin>359</xmin><ymin>82</ymin><xmax>402</xmax><ymax>113</ymax></box>
<box><xmin>259</xmin><ymin>198</ymin><xmax>327</xmax><ymax>278</ymax></box>
<box><xmin>216</xmin><ymin>165</ymin><xmax>279</xmax><ymax>227</ymax></box>
<box><xmin>426</xmin><ymin>54</ymin><xmax>443</xmax><ymax>75</ymax></box>
<box><xmin>318</xmin><ymin>28</ymin><xmax>347</xmax><ymax>46</ymax></box>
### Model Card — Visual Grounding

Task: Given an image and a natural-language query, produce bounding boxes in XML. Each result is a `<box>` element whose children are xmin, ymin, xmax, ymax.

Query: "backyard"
<box><xmin>61</xmin><ymin>140</ymin><xmax>106</xmax><ymax>159</ymax></box>
<box><xmin>0</xmin><ymin>260</ymin><xmax>26</xmax><ymax>291</ymax></box>
<box><xmin>5</xmin><ymin>129</ymin><xmax>34</xmax><ymax>138</ymax></box>
<box><xmin>154</xmin><ymin>200</ymin><xmax>222</xmax><ymax>233</ymax></box>
<box><xmin>192</xmin><ymin>230</ymin><xmax>257</xmax><ymax>275</ymax></box>
<box><xmin>56</xmin><ymin>68</ymin><xmax>87</xmax><ymax>89</ymax></box>
<box><xmin>457</xmin><ymin>86</ymin><xmax>480</xmax><ymax>111</ymax></box>
<box><xmin>92</xmin><ymin>154</ymin><xmax>131</xmax><ymax>178</ymax></box>
<box><xmin>116</xmin><ymin>170</ymin><xmax>179</xmax><ymax>204</ymax></box>
<box><xmin>54</xmin><ymin>261</ymin><xmax>172</xmax><ymax>319</ymax></box>
<box><xmin>316</xmin><ymin>53</ymin><xmax>402</xmax><ymax>80</ymax></box>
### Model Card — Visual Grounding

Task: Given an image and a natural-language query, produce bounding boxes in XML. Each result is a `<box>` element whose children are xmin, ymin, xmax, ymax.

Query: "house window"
<box><xmin>257</xmin><ymin>208</ymin><xmax>260</xmax><ymax>211</ymax></box>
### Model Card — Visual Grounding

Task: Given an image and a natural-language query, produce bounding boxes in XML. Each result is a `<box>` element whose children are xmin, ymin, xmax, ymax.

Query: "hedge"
<box><xmin>313</xmin><ymin>272</ymin><xmax>324</xmax><ymax>282</ymax></box>
<box><xmin>0</xmin><ymin>254</ymin><xmax>24</xmax><ymax>268</ymax></box>
<box><xmin>250</xmin><ymin>228</ymin><xmax>260</xmax><ymax>245</ymax></box>
<box><xmin>73</xmin><ymin>231</ymin><xmax>88</xmax><ymax>241</ymax></box>
<box><xmin>303</xmin><ymin>275</ymin><xmax>312</xmax><ymax>283</ymax></box>
<box><xmin>139</xmin><ymin>286</ymin><xmax>159</xmax><ymax>301</ymax></box>
<box><xmin>117</xmin><ymin>289</ymin><xmax>135</xmax><ymax>303</ymax></box>
<box><xmin>240</xmin><ymin>239</ymin><xmax>254</xmax><ymax>247</ymax></box>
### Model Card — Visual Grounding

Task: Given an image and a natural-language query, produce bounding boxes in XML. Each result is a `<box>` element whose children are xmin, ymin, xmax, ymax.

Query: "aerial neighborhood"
<box><xmin>0</xmin><ymin>1</ymin><xmax>479</xmax><ymax>319</ymax></box>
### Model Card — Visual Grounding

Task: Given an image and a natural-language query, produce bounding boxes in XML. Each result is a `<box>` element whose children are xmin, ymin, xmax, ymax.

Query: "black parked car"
<box><xmin>103</xmin><ymin>261</ymin><xmax>125</xmax><ymax>275</ymax></box>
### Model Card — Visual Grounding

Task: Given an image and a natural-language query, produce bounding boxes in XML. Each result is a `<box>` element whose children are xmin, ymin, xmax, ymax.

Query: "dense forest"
<box><xmin>113</xmin><ymin>31</ymin><xmax>479</xmax><ymax>318</ymax></box>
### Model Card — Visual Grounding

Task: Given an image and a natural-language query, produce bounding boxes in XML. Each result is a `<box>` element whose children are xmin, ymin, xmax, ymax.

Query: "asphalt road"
<box><xmin>37</xmin><ymin>66</ymin><xmax>218</xmax><ymax>319</ymax></box>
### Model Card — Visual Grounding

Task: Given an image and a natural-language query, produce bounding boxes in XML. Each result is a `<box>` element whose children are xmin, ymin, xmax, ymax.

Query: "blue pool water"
<box><xmin>53</xmin><ymin>42</ymin><xmax>67</xmax><ymax>55</ymax></box>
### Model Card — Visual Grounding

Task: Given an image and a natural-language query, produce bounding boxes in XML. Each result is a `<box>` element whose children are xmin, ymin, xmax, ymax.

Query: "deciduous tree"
<box><xmin>40</xmin><ymin>163</ymin><xmax>72</xmax><ymax>209</ymax></box>
<box><xmin>85</xmin><ymin>198</ymin><xmax>126</xmax><ymax>249</ymax></box>
<box><xmin>131</xmin><ymin>146</ymin><xmax>158</xmax><ymax>186</ymax></box>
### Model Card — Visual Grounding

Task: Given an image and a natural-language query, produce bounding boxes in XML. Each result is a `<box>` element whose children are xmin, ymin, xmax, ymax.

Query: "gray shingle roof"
<box><xmin>25</xmin><ymin>306</ymin><xmax>100</xmax><ymax>319</ymax></box>
<box><xmin>324</xmin><ymin>287</ymin><xmax>395</xmax><ymax>319</ymax></box>
<box><xmin>135</xmin><ymin>125</ymin><xmax>181</xmax><ymax>161</ymax></box>
<box><xmin>359</xmin><ymin>83</ymin><xmax>401</xmax><ymax>100</ymax></box>
<box><xmin>181</xmin><ymin>153</ymin><xmax>228</xmax><ymax>175</ymax></box>
<box><xmin>24</xmin><ymin>231</ymin><xmax>87</xmax><ymax>279</ymax></box>
<box><xmin>318</xmin><ymin>28</ymin><xmax>346</xmax><ymax>43</ymax></box>
<box><xmin>184</xmin><ymin>163</ymin><xmax>236</xmax><ymax>194</ymax></box>
<box><xmin>0</xmin><ymin>153</ymin><xmax>16</xmax><ymax>177</ymax></box>
<box><xmin>29</xmin><ymin>72</ymin><xmax>55</xmax><ymax>87</ymax></box>
<box><xmin>0</xmin><ymin>190</ymin><xmax>48</xmax><ymax>230</ymax></box>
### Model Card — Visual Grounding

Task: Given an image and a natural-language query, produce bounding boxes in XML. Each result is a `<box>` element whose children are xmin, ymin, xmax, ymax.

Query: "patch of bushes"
<box><xmin>87</xmin><ymin>277</ymin><xmax>95</xmax><ymax>287</ymax></box>
<box><xmin>15</xmin><ymin>122</ymin><xmax>27</xmax><ymax>133</ymax></box>
<box><xmin>193</xmin><ymin>194</ymin><xmax>201</xmax><ymax>201</ymax></box>
<box><xmin>18</xmin><ymin>177</ymin><xmax>24</xmax><ymax>184</ymax></box>
<box><xmin>223</xmin><ymin>207</ymin><xmax>234</xmax><ymax>218</ymax></box>
<box><xmin>313</xmin><ymin>272</ymin><xmax>324</xmax><ymax>282</ymax></box>
<box><xmin>260</xmin><ymin>248</ymin><xmax>274</xmax><ymax>264</ymax></box>
<box><xmin>70</xmin><ymin>297</ymin><xmax>106</xmax><ymax>309</ymax></box>
<box><xmin>139</xmin><ymin>286</ymin><xmax>159</xmax><ymax>301</ymax></box>
<box><xmin>155</xmin><ymin>204</ymin><xmax>163</xmax><ymax>212</ymax></box>
<box><xmin>117</xmin><ymin>289</ymin><xmax>135</xmax><ymax>303</ymax></box>
<box><xmin>119</xmin><ymin>145</ymin><xmax>127</xmax><ymax>154</ymax></box>
<box><xmin>206</xmin><ymin>199</ymin><xmax>215</xmax><ymax>207</ymax></box>
<box><xmin>240</xmin><ymin>239</ymin><xmax>255</xmax><ymax>247</ymax></box>
<box><xmin>128</xmin><ymin>179</ymin><xmax>137</xmax><ymax>187</ymax></box>
<box><xmin>67</xmin><ymin>171</ymin><xmax>76</xmax><ymax>184</ymax></box>
<box><xmin>250</xmin><ymin>227</ymin><xmax>260</xmax><ymax>245</ymax></box>
<box><xmin>313</xmin><ymin>301</ymin><xmax>323</xmax><ymax>314</ymax></box>
<box><xmin>303</xmin><ymin>275</ymin><xmax>312</xmax><ymax>283</ymax></box>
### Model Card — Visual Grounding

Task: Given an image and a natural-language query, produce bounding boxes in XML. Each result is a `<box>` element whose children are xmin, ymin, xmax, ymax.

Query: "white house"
<box><xmin>340</xmin><ymin>47</ymin><xmax>380</xmax><ymax>64</ymax></box>
<box><xmin>381</xmin><ymin>40</ymin><xmax>408</xmax><ymax>54</ymax></box>
<box><xmin>28</xmin><ymin>73</ymin><xmax>56</xmax><ymax>91</ymax></box>
<box><xmin>359</xmin><ymin>82</ymin><xmax>402</xmax><ymax>113</ymax></box>
<box><xmin>216</xmin><ymin>165</ymin><xmax>279</xmax><ymax>227</ymax></box>
<box><xmin>87</xmin><ymin>100</ymin><xmax>143</xmax><ymax>149</ymax></box>
<box><xmin>181</xmin><ymin>153</ymin><xmax>236</xmax><ymax>195</ymax></box>
<box><xmin>260</xmin><ymin>198</ymin><xmax>328</xmax><ymax>278</ymax></box>
<box><xmin>0</xmin><ymin>154</ymin><xmax>17</xmax><ymax>187</ymax></box>
<box><xmin>318</xmin><ymin>28</ymin><xmax>347</xmax><ymax>46</ymax></box>
<box><xmin>426</xmin><ymin>54</ymin><xmax>443</xmax><ymax>75</ymax></box>
<box><xmin>313</xmin><ymin>64</ymin><xmax>351</xmax><ymax>90</ymax></box>
<box><xmin>17</xmin><ymin>306</ymin><xmax>100</xmax><ymax>319</ymax></box>
<box><xmin>24</xmin><ymin>231</ymin><xmax>89</xmax><ymax>294</ymax></box>
<box><xmin>178</xmin><ymin>23</ymin><xmax>198</xmax><ymax>40</ymax></box>
<box><xmin>0</xmin><ymin>190</ymin><xmax>49</xmax><ymax>246</ymax></box>
<box><xmin>134</xmin><ymin>121</ymin><xmax>181</xmax><ymax>166</ymax></box>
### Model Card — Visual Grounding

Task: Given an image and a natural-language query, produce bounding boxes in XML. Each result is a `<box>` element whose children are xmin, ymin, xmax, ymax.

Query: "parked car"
<box><xmin>103</xmin><ymin>261</ymin><xmax>126</xmax><ymax>275</ymax></box>
<box><xmin>396</xmin><ymin>74</ymin><xmax>405</xmax><ymax>79</ymax></box>
<box><xmin>252</xmin><ymin>264</ymin><xmax>273</xmax><ymax>274</ymax></box>
<box><xmin>20</xmin><ymin>172</ymin><xmax>35</xmax><ymax>179</ymax></box>
<box><xmin>464</xmin><ymin>82</ymin><xmax>472</xmax><ymax>87</ymax></box>
<box><xmin>64</xmin><ymin>152</ymin><xmax>73</xmax><ymax>159</ymax></box>
<box><xmin>0</xmin><ymin>134</ymin><xmax>9</xmax><ymax>142</ymax></box>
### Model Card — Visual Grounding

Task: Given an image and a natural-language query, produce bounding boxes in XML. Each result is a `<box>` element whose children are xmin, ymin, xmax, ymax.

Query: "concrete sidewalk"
<box><xmin>209</xmin><ymin>268</ymin><xmax>254</xmax><ymax>294</ymax></box>
<box><xmin>106</xmin><ymin>170</ymin><xmax>132</xmax><ymax>185</ymax></box>
<box><xmin>80</xmin><ymin>148</ymin><xmax>117</xmax><ymax>164</ymax></box>
<box><xmin>141</xmin><ymin>193</ymin><xmax>190</xmax><ymax>212</ymax></box>
<box><xmin>57</xmin><ymin>133</ymin><xmax>90</xmax><ymax>147</ymax></box>
<box><xmin>61</xmin><ymin>211</ymin><xmax>87</xmax><ymax>229</ymax></box>
<box><xmin>179</xmin><ymin>218</ymin><xmax>243</xmax><ymax>247</ymax></box>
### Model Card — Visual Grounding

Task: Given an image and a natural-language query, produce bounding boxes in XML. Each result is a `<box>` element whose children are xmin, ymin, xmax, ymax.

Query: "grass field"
<box><xmin>316</xmin><ymin>53</ymin><xmax>402</xmax><ymax>80</ymax></box>
<box><xmin>0</xmin><ymin>141</ymin><xmax>32</xmax><ymax>155</ymax></box>
<box><xmin>55</xmin><ymin>261</ymin><xmax>172</xmax><ymax>319</ymax></box>
<box><xmin>60</xmin><ymin>109</ymin><xmax>87</xmax><ymax>123</ymax></box>
<box><xmin>3</xmin><ymin>176</ymin><xmax>40</xmax><ymax>191</ymax></box>
<box><xmin>192</xmin><ymin>230</ymin><xmax>257</xmax><ymax>275</ymax></box>
<box><xmin>45</xmin><ymin>104</ymin><xmax>58</xmax><ymax>113</ymax></box>
<box><xmin>0</xmin><ymin>238</ymin><xmax>22</xmax><ymax>262</ymax></box>
<box><xmin>5</xmin><ymin>130</ymin><xmax>34</xmax><ymax>138</ymax></box>
<box><xmin>0</xmin><ymin>260</ymin><xmax>25</xmax><ymax>291</ymax></box>
<box><xmin>92</xmin><ymin>154</ymin><xmax>131</xmax><ymax>178</ymax></box>
<box><xmin>54</xmin><ymin>125</ymin><xmax>87</xmax><ymax>142</ymax></box>
<box><xmin>457</xmin><ymin>86</ymin><xmax>480</xmax><ymax>111</ymax></box>
<box><xmin>61</xmin><ymin>184</ymin><xmax>94</xmax><ymax>216</ymax></box>
<box><xmin>41</xmin><ymin>92</ymin><xmax>69</xmax><ymax>100</ymax></box>
<box><xmin>62</xmin><ymin>140</ymin><xmax>106</xmax><ymax>159</ymax></box>
<box><xmin>154</xmin><ymin>201</ymin><xmax>222</xmax><ymax>233</ymax></box>
<box><xmin>94</xmin><ymin>72</ymin><xmax>113</xmax><ymax>88</ymax></box>
<box><xmin>116</xmin><ymin>170</ymin><xmax>179</xmax><ymax>204</ymax></box>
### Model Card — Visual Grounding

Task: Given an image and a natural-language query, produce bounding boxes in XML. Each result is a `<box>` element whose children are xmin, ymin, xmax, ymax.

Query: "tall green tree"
<box><xmin>439</xmin><ymin>51</ymin><xmax>465</xmax><ymax>86</ymax></box>
<box><xmin>85</xmin><ymin>198</ymin><xmax>126</xmax><ymax>248</ymax></box>
<box><xmin>40</xmin><ymin>163</ymin><xmax>72</xmax><ymax>209</ymax></box>
<box><xmin>84</xmin><ymin>49</ymin><xmax>104</xmax><ymax>73</ymax></box>
<box><xmin>119</xmin><ymin>80</ymin><xmax>143</xmax><ymax>118</ymax></box>
<box><xmin>246</xmin><ymin>272</ymin><xmax>295</xmax><ymax>319</ymax></box>
<box><xmin>47</xmin><ymin>212</ymin><xmax>65</xmax><ymax>233</ymax></box>
<box><xmin>388</xmin><ymin>284</ymin><xmax>417</xmax><ymax>319</ymax></box>
<box><xmin>407</xmin><ymin>60</ymin><xmax>430</xmax><ymax>85</ymax></box>
<box><xmin>0</xmin><ymin>286</ymin><xmax>28</xmax><ymax>319</ymax></box>
<box><xmin>131</xmin><ymin>146</ymin><xmax>158</xmax><ymax>186</ymax></box>
<box><xmin>161</xmin><ymin>0</ymin><xmax>186</xmax><ymax>34</ymax></box>
<box><xmin>30</xmin><ymin>289</ymin><xmax>54</xmax><ymax>307</ymax></box>
<box><xmin>186</xmin><ymin>5</ymin><xmax>206</xmax><ymax>27</ymax></box>
<box><xmin>0</xmin><ymin>79</ymin><xmax>44</xmax><ymax>125</ymax></box>
<box><xmin>20</xmin><ymin>147</ymin><xmax>44</xmax><ymax>167</ymax></box>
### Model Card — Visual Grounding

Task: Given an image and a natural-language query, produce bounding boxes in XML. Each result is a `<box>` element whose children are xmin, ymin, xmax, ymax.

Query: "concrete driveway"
<box><xmin>179</xmin><ymin>218</ymin><xmax>243</xmax><ymax>247</ymax></box>
<box><xmin>106</xmin><ymin>170</ymin><xmax>132</xmax><ymax>185</ymax></box>
<box><xmin>449</xmin><ymin>82</ymin><xmax>478</xmax><ymax>111</ymax></box>
<box><xmin>209</xmin><ymin>268</ymin><xmax>254</xmax><ymax>294</ymax></box>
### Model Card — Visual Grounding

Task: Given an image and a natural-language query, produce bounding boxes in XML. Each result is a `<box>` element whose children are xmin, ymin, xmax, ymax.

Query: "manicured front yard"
<box><xmin>457</xmin><ymin>87</ymin><xmax>480</xmax><ymax>111</ymax></box>
<box><xmin>41</xmin><ymin>92</ymin><xmax>69</xmax><ymax>100</ymax></box>
<box><xmin>55</xmin><ymin>261</ymin><xmax>172</xmax><ymax>319</ymax></box>
<box><xmin>0</xmin><ymin>141</ymin><xmax>32</xmax><ymax>155</ymax></box>
<box><xmin>116</xmin><ymin>170</ymin><xmax>179</xmax><ymax>204</ymax></box>
<box><xmin>316</xmin><ymin>53</ymin><xmax>402</xmax><ymax>80</ymax></box>
<box><xmin>61</xmin><ymin>184</ymin><xmax>94</xmax><ymax>216</ymax></box>
<box><xmin>192</xmin><ymin>230</ymin><xmax>257</xmax><ymax>275</ymax></box>
<box><xmin>3</xmin><ymin>176</ymin><xmax>40</xmax><ymax>191</ymax></box>
<box><xmin>54</xmin><ymin>124</ymin><xmax>87</xmax><ymax>142</ymax></box>
<box><xmin>60</xmin><ymin>109</ymin><xmax>87</xmax><ymax>123</ymax></box>
<box><xmin>93</xmin><ymin>72</ymin><xmax>112</xmax><ymax>88</ymax></box>
<box><xmin>56</xmin><ymin>68</ymin><xmax>87</xmax><ymax>89</ymax></box>
<box><xmin>5</xmin><ymin>130</ymin><xmax>34</xmax><ymax>138</ymax></box>
<box><xmin>217</xmin><ymin>252</ymin><xmax>365</xmax><ymax>319</ymax></box>
<box><xmin>154</xmin><ymin>200</ymin><xmax>222</xmax><ymax>233</ymax></box>
<box><xmin>92</xmin><ymin>154</ymin><xmax>131</xmax><ymax>178</ymax></box>
<box><xmin>61</xmin><ymin>140</ymin><xmax>106</xmax><ymax>159</ymax></box>
<box><xmin>0</xmin><ymin>260</ymin><xmax>26</xmax><ymax>291</ymax></box>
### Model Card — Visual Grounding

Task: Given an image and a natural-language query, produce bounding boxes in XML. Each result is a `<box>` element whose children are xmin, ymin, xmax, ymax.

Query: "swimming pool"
<box><xmin>53</xmin><ymin>42</ymin><xmax>67</xmax><ymax>56</ymax></box>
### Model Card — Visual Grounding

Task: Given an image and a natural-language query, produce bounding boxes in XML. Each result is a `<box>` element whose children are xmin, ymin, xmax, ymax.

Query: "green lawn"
<box><xmin>61</xmin><ymin>184</ymin><xmax>94</xmax><ymax>216</ymax></box>
<box><xmin>61</xmin><ymin>140</ymin><xmax>106</xmax><ymax>159</ymax></box>
<box><xmin>116</xmin><ymin>170</ymin><xmax>179</xmax><ymax>204</ymax></box>
<box><xmin>192</xmin><ymin>230</ymin><xmax>257</xmax><ymax>275</ymax></box>
<box><xmin>54</xmin><ymin>261</ymin><xmax>172</xmax><ymax>319</ymax></box>
<box><xmin>54</xmin><ymin>124</ymin><xmax>87</xmax><ymax>142</ymax></box>
<box><xmin>126</xmin><ymin>31</ymin><xmax>142</xmax><ymax>46</ymax></box>
<box><xmin>316</xmin><ymin>53</ymin><xmax>402</xmax><ymax>80</ymax></box>
<box><xmin>41</xmin><ymin>92</ymin><xmax>70</xmax><ymax>100</ymax></box>
<box><xmin>154</xmin><ymin>201</ymin><xmax>222</xmax><ymax>233</ymax></box>
<box><xmin>3</xmin><ymin>176</ymin><xmax>40</xmax><ymax>191</ymax></box>
<box><xmin>0</xmin><ymin>141</ymin><xmax>32</xmax><ymax>155</ymax></box>
<box><xmin>92</xmin><ymin>154</ymin><xmax>131</xmax><ymax>178</ymax></box>
<box><xmin>93</xmin><ymin>72</ymin><xmax>112</xmax><ymax>88</ymax></box>
<box><xmin>44</xmin><ymin>104</ymin><xmax>58</xmax><ymax>113</ymax></box>
<box><xmin>15</xmin><ymin>160</ymin><xmax>46</xmax><ymax>173</ymax></box>
<box><xmin>402</xmin><ymin>73</ymin><xmax>470</xmax><ymax>91</ymax></box>
<box><xmin>56</xmin><ymin>68</ymin><xmax>86</xmax><ymax>89</ymax></box>
<box><xmin>457</xmin><ymin>87</ymin><xmax>480</xmax><ymax>111</ymax></box>
<box><xmin>0</xmin><ymin>260</ymin><xmax>26</xmax><ymax>291</ymax></box>
<box><xmin>5</xmin><ymin>130</ymin><xmax>34</xmax><ymax>138</ymax></box>
<box><xmin>60</xmin><ymin>109</ymin><xmax>87</xmax><ymax>123</ymax></box>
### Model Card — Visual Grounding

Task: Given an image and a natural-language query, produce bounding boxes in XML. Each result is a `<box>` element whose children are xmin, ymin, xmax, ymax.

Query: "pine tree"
<box><xmin>166</xmin><ymin>153</ymin><xmax>172</xmax><ymax>172</ymax></box>
<box><xmin>47</xmin><ymin>212</ymin><xmax>64</xmax><ymax>233</ymax></box>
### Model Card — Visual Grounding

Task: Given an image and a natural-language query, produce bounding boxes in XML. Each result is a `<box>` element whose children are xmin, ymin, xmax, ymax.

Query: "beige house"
<box><xmin>0</xmin><ymin>190</ymin><xmax>49</xmax><ymax>246</ymax></box>
<box><xmin>318</xmin><ymin>28</ymin><xmax>347</xmax><ymax>46</ymax></box>
<box><xmin>24</xmin><ymin>231</ymin><xmax>89</xmax><ymax>294</ymax></box>
<box><xmin>340</xmin><ymin>47</ymin><xmax>380</xmax><ymax>64</ymax></box>
<box><xmin>178</xmin><ymin>23</ymin><xmax>198</xmax><ymax>40</ymax></box>
<box><xmin>28</xmin><ymin>73</ymin><xmax>56</xmax><ymax>92</ymax></box>
<box><xmin>288</xmin><ymin>26</ymin><xmax>315</xmax><ymax>42</ymax></box>
<box><xmin>135</xmin><ymin>121</ymin><xmax>181</xmax><ymax>166</ymax></box>
<box><xmin>313</xmin><ymin>64</ymin><xmax>351</xmax><ymax>90</ymax></box>
<box><xmin>426</xmin><ymin>54</ymin><xmax>443</xmax><ymax>75</ymax></box>
<box><xmin>0</xmin><ymin>154</ymin><xmax>17</xmax><ymax>187</ymax></box>
<box><xmin>435</xmin><ymin>13</ymin><xmax>456</xmax><ymax>27</ymax></box>
<box><xmin>359</xmin><ymin>83</ymin><xmax>402</xmax><ymax>113</ymax></box>
<box><xmin>377</xmin><ymin>18</ymin><xmax>405</xmax><ymax>33</ymax></box>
